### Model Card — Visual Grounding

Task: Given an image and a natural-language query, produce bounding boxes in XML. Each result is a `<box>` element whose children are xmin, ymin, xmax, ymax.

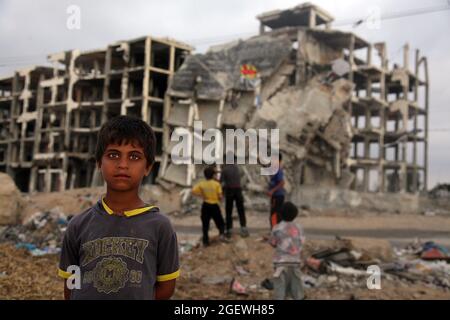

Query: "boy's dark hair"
<box><xmin>204</xmin><ymin>166</ymin><xmax>215</xmax><ymax>180</ymax></box>
<box><xmin>279</xmin><ymin>153</ymin><xmax>282</xmax><ymax>162</ymax></box>
<box><xmin>95</xmin><ymin>115</ymin><xmax>156</xmax><ymax>167</ymax></box>
<box><xmin>281</xmin><ymin>201</ymin><xmax>298</xmax><ymax>222</ymax></box>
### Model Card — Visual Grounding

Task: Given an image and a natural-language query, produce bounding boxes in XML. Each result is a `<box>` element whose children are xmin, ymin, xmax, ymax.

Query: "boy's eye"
<box><xmin>130</xmin><ymin>154</ymin><xmax>141</xmax><ymax>160</ymax></box>
<box><xmin>107</xmin><ymin>152</ymin><xmax>119</xmax><ymax>159</ymax></box>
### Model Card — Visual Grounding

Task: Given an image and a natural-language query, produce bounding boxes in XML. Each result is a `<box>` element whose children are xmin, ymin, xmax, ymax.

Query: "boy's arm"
<box><xmin>267</xmin><ymin>170</ymin><xmax>285</xmax><ymax>196</ymax></box>
<box><xmin>191</xmin><ymin>183</ymin><xmax>202</xmax><ymax>197</ymax></box>
<box><xmin>268</xmin><ymin>229</ymin><xmax>279</xmax><ymax>247</ymax></box>
<box><xmin>58</xmin><ymin>221</ymin><xmax>79</xmax><ymax>300</ymax></box>
<box><xmin>155</xmin><ymin>219</ymin><xmax>180</xmax><ymax>300</ymax></box>
<box><xmin>217</xmin><ymin>183</ymin><xmax>223</xmax><ymax>202</ymax></box>
<box><xmin>63</xmin><ymin>282</ymin><xmax>71</xmax><ymax>300</ymax></box>
<box><xmin>155</xmin><ymin>279</ymin><xmax>176</xmax><ymax>300</ymax></box>
<box><xmin>268</xmin><ymin>180</ymin><xmax>285</xmax><ymax>196</ymax></box>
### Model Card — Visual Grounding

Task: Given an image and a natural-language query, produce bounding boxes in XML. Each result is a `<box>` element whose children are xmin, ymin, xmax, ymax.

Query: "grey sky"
<box><xmin>0</xmin><ymin>0</ymin><xmax>449</xmax><ymax>188</ymax></box>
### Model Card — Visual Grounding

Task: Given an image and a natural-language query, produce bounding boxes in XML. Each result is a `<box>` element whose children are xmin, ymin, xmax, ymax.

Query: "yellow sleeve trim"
<box><xmin>58</xmin><ymin>268</ymin><xmax>72</xmax><ymax>279</ymax></box>
<box><xmin>156</xmin><ymin>269</ymin><xmax>180</xmax><ymax>282</ymax></box>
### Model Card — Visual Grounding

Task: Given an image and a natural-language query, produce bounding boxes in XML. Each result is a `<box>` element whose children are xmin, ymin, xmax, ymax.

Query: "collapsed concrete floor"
<box><xmin>160</xmin><ymin>2</ymin><xmax>429</xmax><ymax>195</ymax></box>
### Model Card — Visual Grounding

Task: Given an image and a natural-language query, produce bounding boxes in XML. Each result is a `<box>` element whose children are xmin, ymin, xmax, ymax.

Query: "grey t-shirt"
<box><xmin>58</xmin><ymin>199</ymin><xmax>179</xmax><ymax>300</ymax></box>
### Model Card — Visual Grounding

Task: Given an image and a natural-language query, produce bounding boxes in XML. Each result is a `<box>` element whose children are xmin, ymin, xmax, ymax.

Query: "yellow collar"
<box><xmin>101</xmin><ymin>198</ymin><xmax>157</xmax><ymax>217</ymax></box>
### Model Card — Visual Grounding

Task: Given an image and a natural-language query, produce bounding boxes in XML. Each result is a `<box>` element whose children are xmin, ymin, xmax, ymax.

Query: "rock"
<box><xmin>233</xmin><ymin>238</ymin><xmax>249</xmax><ymax>263</ymax></box>
<box><xmin>302</xmin><ymin>275</ymin><xmax>317</xmax><ymax>288</ymax></box>
<box><xmin>327</xmin><ymin>275</ymin><xmax>338</xmax><ymax>283</ymax></box>
<box><xmin>346</xmin><ymin>237</ymin><xmax>394</xmax><ymax>262</ymax></box>
<box><xmin>201</xmin><ymin>275</ymin><xmax>233</xmax><ymax>285</ymax></box>
<box><xmin>0</xmin><ymin>173</ymin><xmax>24</xmax><ymax>225</ymax></box>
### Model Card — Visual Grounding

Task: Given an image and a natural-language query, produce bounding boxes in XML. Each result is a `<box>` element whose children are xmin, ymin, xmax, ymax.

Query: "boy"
<box><xmin>267</xmin><ymin>153</ymin><xmax>285</xmax><ymax>228</ymax></box>
<box><xmin>58</xmin><ymin>116</ymin><xmax>179</xmax><ymax>300</ymax></box>
<box><xmin>269</xmin><ymin>201</ymin><xmax>305</xmax><ymax>300</ymax></box>
<box><xmin>191</xmin><ymin>165</ymin><xmax>226</xmax><ymax>246</ymax></box>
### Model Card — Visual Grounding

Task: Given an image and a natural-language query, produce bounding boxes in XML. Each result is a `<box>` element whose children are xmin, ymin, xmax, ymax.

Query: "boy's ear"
<box><xmin>144</xmin><ymin>163</ymin><xmax>153</xmax><ymax>177</ymax></box>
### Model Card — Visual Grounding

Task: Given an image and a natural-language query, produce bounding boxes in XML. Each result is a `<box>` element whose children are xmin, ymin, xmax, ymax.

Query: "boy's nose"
<box><xmin>117</xmin><ymin>157</ymin><xmax>129</xmax><ymax>169</ymax></box>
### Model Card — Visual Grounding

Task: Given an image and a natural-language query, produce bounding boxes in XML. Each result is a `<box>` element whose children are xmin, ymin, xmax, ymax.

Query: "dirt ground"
<box><xmin>1</xmin><ymin>187</ymin><xmax>449</xmax><ymax>300</ymax></box>
<box><xmin>1</xmin><ymin>234</ymin><xmax>449</xmax><ymax>300</ymax></box>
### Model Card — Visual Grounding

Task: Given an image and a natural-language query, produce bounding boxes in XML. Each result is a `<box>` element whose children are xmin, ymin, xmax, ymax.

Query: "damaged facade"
<box><xmin>0</xmin><ymin>36</ymin><xmax>192</xmax><ymax>192</ymax></box>
<box><xmin>159</xmin><ymin>3</ymin><xmax>429</xmax><ymax>194</ymax></box>
<box><xmin>0</xmin><ymin>3</ymin><xmax>429</xmax><ymax>195</ymax></box>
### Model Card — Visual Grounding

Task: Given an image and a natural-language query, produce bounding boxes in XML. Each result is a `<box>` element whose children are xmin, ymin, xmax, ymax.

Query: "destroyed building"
<box><xmin>0</xmin><ymin>36</ymin><xmax>192</xmax><ymax>192</ymax></box>
<box><xmin>0</xmin><ymin>3</ymin><xmax>429</xmax><ymax>195</ymax></box>
<box><xmin>159</xmin><ymin>3</ymin><xmax>429</xmax><ymax>195</ymax></box>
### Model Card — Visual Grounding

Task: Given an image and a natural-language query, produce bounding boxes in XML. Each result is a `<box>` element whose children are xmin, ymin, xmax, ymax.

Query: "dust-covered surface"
<box><xmin>1</xmin><ymin>234</ymin><xmax>449</xmax><ymax>300</ymax></box>
<box><xmin>173</xmin><ymin>234</ymin><xmax>450</xmax><ymax>300</ymax></box>
<box><xmin>0</xmin><ymin>243</ymin><xmax>61</xmax><ymax>300</ymax></box>
<box><xmin>1</xmin><ymin>186</ymin><xmax>450</xmax><ymax>300</ymax></box>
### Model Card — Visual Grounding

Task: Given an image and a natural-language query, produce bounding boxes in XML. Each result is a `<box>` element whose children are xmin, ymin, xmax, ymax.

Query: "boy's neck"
<box><xmin>103</xmin><ymin>188</ymin><xmax>145</xmax><ymax>214</ymax></box>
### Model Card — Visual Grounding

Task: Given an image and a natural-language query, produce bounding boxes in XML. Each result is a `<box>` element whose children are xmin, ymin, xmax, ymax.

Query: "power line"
<box><xmin>337</xmin><ymin>3</ymin><xmax>450</xmax><ymax>27</ymax></box>
<box><xmin>188</xmin><ymin>3</ymin><xmax>450</xmax><ymax>46</ymax></box>
<box><xmin>0</xmin><ymin>3</ymin><xmax>449</xmax><ymax>65</ymax></box>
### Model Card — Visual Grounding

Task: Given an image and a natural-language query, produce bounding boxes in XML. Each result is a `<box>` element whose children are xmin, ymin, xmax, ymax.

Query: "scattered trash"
<box><xmin>230</xmin><ymin>278</ymin><xmax>249</xmax><ymax>296</ymax></box>
<box><xmin>302</xmin><ymin>274</ymin><xmax>317</xmax><ymax>288</ymax></box>
<box><xmin>420</xmin><ymin>241</ymin><xmax>450</xmax><ymax>261</ymax></box>
<box><xmin>248</xmin><ymin>284</ymin><xmax>258</xmax><ymax>291</ymax></box>
<box><xmin>1</xmin><ymin>207</ymin><xmax>68</xmax><ymax>257</ymax></box>
<box><xmin>260</xmin><ymin>278</ymin><xmax>274</xmax><ymax>290</ymax></box>
<box><xmin>15</xmin><ymin>242</ymin><xmax>61</xmax><ymax>256</ymax></box>
<box><xmin>179</xmin><ymin>240</ymin><xmax>199</xmax><ymax>255</ymax></box>
<box><xmin>328</xmin><ymin>262</ymin><xmax>367</xmax><ymax>276</ymax></box>
<box><xmin>306</xmin><ymin>257</ymin><xmax>323</xmax><ymax>272</ymax></box>
<box><xmin>235</xmin><ymin>265</ymin><xmax>250</xmax><ymax>276</ymax></box>
<box><xmin>15</xmin><ymin>242</ymin><xmax>37</xmax><ymax>251</ymax></box>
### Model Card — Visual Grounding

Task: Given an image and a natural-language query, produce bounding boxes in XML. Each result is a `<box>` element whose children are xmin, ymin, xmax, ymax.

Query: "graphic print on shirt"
<box><xmin>80</xmin><ymin>237</ymin><xmax>149</xmax><ymax>294</ymax></box>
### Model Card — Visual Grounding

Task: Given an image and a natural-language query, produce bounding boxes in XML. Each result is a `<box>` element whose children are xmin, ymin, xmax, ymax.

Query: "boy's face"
<box><xmin>98</xmin><ymin>141</ymin><xmax>152</xmax><ymax>192</ymax></box>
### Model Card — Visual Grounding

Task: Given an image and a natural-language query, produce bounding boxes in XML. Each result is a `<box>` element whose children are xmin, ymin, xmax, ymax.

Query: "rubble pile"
<box><xmin>174</xmin><ymin>235</ymin><xmax>450</xmax><ymax>300</ymax></box>
<box><xmin>0</xmin><ymin>207</ymin><xmax>70</xmax><ymax>256</ymax></box>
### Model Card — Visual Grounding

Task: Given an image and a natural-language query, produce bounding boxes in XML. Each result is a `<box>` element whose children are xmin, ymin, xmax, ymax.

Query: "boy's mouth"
<box><xmin>113</xmin><ymin>174</ymin><xmax>131</xmax><ymax>179</ymax></box>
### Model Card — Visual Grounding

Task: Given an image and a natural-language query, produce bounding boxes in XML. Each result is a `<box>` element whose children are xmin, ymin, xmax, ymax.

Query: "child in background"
<box><xmin>191</xmin><ymin>166</ymin><xmax>226</xmax><ymax>246</ymax></box>
<box><xmin>269</xmin><ymin>201</ymin><xmax>305</xmax><ymax>300</ymax></box>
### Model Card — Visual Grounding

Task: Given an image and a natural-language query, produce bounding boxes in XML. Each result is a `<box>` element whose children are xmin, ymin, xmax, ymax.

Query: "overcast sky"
<box><xmin>0</xmin><ymin>0</ymin><xmax>449</xmax><ymax>189</ymax></box>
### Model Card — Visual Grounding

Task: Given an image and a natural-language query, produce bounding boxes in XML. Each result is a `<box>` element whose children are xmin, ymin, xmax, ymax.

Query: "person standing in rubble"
<box><xmin>269</xmin><ymin>201</ymin><xmax>305</xmax><ymax>300</ymax></box>
<box><xmin>267</xmin><ymin>153</ymin><xmax>285</xmax><ymax>228</ymax></box>
<box><xmin>191</xmin><ymin>165</ymin><xmax>227</xmax><ymax>246</ymax></box>
<box><xmin>221</xmin><ymin>152</ymin><xmax>248</xmax><ymax>238</ymax></box>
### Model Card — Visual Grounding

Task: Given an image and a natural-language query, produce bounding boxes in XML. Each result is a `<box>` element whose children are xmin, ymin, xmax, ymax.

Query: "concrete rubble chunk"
<box><xmin>0</xmin><ymin>173</ymin><xmax>24</xmax><ymax>225</ymax></box>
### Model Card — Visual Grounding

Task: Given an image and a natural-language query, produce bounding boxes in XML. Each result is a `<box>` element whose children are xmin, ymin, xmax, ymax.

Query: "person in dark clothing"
<box><xmin>221</xmin><ymin>154</ymin><xmax>248</xmax><ymax>238</ymax></box>
<box><xmin>267</xmin><ymin>153</ymin><xmax>285</xmax><ymax>229</ymax></box>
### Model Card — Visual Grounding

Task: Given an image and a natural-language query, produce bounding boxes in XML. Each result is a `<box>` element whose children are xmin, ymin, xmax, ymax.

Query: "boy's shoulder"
<box><xmin>274</xmin><ymin>220</ymin><xmax>300</xmax><ymax>231</ymax></box>
<box><xmin>66</xmin><ymin>202</ymin><xmax>173</xmax><ymax>232</ymax></box>
<box><xmin>199</xmin><ymin>179</ymin><xmax>220</xmax><ymax>186</ymax></box>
